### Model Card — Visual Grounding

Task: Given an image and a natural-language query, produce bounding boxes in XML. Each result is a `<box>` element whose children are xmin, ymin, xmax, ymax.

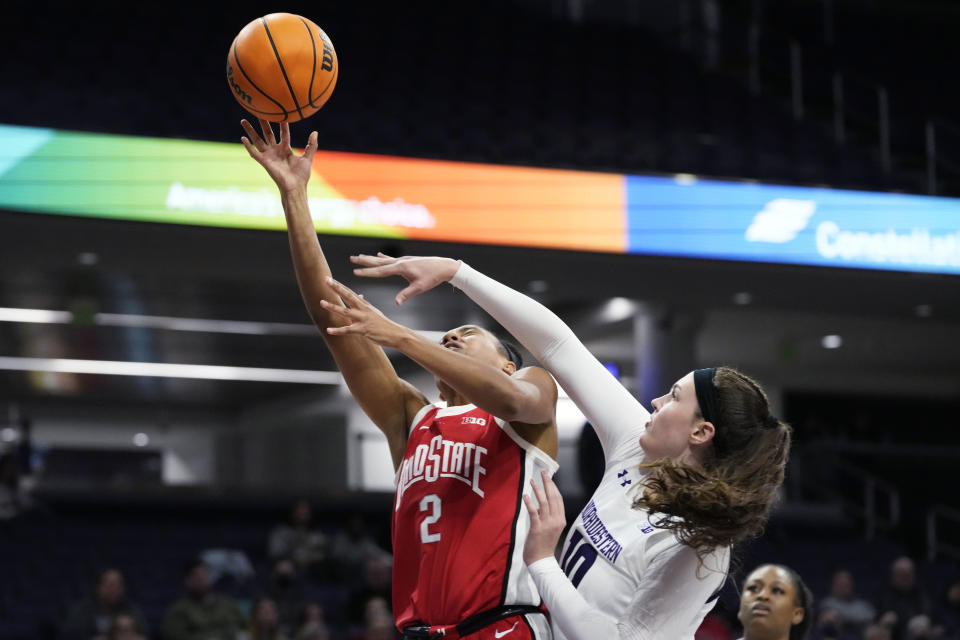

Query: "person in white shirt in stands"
<box><xmin>351</xmin><ymin>253</ymin><xmax>793</xmax><ymax>640</ymax></box>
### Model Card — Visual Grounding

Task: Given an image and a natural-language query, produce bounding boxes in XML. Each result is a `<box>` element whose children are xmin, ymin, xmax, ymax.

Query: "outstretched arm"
<box><xmin>241</xmin><ymin>120</ymin><xmax>427</xmax><ymax>468</ymax></box>
<box><xmin>352</xmin><ymin>254</ymin><xmax>648</xmax><ymax>462</ymax></box>
<box><xmin>320</xmin><ymin>277</ymin><xmax>557</xmax><ymax>428</ymax></box>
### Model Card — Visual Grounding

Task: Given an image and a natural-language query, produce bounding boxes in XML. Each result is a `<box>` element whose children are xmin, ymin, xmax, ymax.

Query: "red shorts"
<box><xmin>402</xmin><ymin>611</ymin><xmax>550</xmax><ymax>640</ymax></box>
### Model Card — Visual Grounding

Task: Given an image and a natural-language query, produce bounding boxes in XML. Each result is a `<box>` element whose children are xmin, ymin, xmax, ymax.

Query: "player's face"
<box><xmin>638</xmin><ymin>371</ymin><xmax>703</xmax><ymax>460</ymax></box>
<box><xmin>435</xmin><ymin>325</ymin><xmax>512</xmax><ymax>400</ymax></box>
<box><xmin>439</xmin><ymin>325</ymin><xmax>508</xmax><ymax>369</ymax></box>
<box><xmin>738</xmin><ymin>565</ymin><xmax>804</xmax><ymax>637</ymax></box>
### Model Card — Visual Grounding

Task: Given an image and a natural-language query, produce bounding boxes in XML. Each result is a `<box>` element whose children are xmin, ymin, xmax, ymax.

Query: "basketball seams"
<box><xmin>296</xmin><ymin>16</ymin><xmax>318</xmax><ymax>106</ymax></box>
<box><xmin>308</xmin><ymin>27</ymin><xmax>337</xmax><ymax>107</ymax></box>
<box><xmin>232</xmin><ymin>40</ymin><xmax>290</xmax><ymax>121</ymax></box>
<box><xmin>260</xmin><ymin>17</ymin><xmax>305</xmax><ymax>121</ymax></box>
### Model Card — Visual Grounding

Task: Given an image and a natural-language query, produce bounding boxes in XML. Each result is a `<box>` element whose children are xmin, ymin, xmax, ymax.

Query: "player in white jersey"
<box><xmin>351</xmin><ymin>254</ymin><xmax>793</xmax><ymax>640</ymax></box>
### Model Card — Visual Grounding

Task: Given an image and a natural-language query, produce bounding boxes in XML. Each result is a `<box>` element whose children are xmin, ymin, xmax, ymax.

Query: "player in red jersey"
<box><xmin>241</xmin><ymin>119</ymin><xmax>558</xmax><ymax>640</ymax></box>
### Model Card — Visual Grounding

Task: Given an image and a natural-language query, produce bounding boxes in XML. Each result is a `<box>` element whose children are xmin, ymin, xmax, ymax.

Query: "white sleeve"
<box><xmin>528</xmin><ymin>545</ymin><xmax>727</xmax><ymax>640</ymax></box>
<box><xmin>451</xmin><ymin>262</ymin><xmax>650</xmax><ymax>462</ymax></box>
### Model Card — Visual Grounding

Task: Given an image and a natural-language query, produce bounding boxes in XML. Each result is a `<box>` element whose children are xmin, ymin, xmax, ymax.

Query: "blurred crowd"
<box><xmin>55</xmin><ymin>499</ymin><xmax>398</xmax><ymax>640</ymax></box>
<box><xmin>697</xmin><ymin>556</ymin><xmax>960</xmax><ymax>640</ymax></box>
<box><xmin>807</xmin><ymin>557</ymin><xmax>960</xmax><ymax>640</ymax></box>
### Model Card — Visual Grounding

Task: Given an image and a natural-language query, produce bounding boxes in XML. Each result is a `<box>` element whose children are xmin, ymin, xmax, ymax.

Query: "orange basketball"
<box><xmin>226</xmin><ymin>13</ymin><xmax>338</xmax><ymax>122</ymax></box>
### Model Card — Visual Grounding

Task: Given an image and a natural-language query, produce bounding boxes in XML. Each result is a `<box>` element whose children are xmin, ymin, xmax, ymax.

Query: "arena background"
<box><xmin>2</xmin><ymin>1</ymin><xmax>959</xmax><ymax>639</ymax></box>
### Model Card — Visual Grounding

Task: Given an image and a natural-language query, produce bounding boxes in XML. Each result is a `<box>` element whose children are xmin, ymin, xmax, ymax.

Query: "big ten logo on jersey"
<box><xmin>395</xmin><ymin>434</ymin><xmax>488</xmax><ymax>509</ymax></box>
<box><xmin>461</xmin><ymin>416</ymin><xmax>487</xmax><ymax>426</ymax></box>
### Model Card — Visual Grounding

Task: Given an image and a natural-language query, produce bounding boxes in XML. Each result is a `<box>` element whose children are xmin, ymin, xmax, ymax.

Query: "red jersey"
<box><xmin>392</xmin><ymin>402</ymin><xmax>558</xmax><ymax>631</ymax></box>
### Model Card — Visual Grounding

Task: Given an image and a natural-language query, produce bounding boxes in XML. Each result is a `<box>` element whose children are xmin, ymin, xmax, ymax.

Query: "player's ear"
<box><xmin>691</xmin><ymin>420</ymin><xmax>715</xmax><ymax>445</ymax></box>
<box><xmin>501</xmin><ymin>360</ymin><xmax>517</xmax><ymax>376</ymax></box>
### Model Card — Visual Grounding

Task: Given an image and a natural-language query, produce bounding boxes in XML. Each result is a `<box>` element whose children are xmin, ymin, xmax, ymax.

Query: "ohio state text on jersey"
<box><xmin>392</xmin><ymin>403</ymin><xmax>558</xmax><ymax>630</ymax></box>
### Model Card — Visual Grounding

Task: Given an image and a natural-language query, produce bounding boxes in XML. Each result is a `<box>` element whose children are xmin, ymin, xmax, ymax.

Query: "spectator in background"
<box><xmin>329</xmin><ymin>514</ymin><xmax>391</xmax><ymax>587</ymax></box>
<box><xmin>937</xmin><ymin>580</ymin><xmax>960</xmax><ymax>640</ymax></box>
<box><xmin>62</xmin><ymin>568</ymin><xmax>148</xmax><ymax>640</ymax></box>
<box><xmin>904</xmin><ymin>615</ymin><xmax>932</xmax><ymax>640</ymax></box>
<box><xmin>161</xmin><ymin>558</ymin><xmax>245</xmax><ymax>640</ymax></box>
<box><xmin>362</xmin><ymin>611</ymin><xmax>398</xmax><ymax>640</ymax></box>
<box><xmin>737</xmin><ymin>564</ymin><xmax>814</xmax><ymax>640</ymax></box>
<box><xmin>815</xmin><ymin>607</ymin><xmax>842</xmax><ymax>640</ymax></box>
<box><xmin>348</xmin><ymin>598</ymin><xmax>394</xmax><ymax>640</ymax></box>
<box><xmin>241</xmin><ymin>597</ymin><xmax>289</xmax><ymax>640</ymax></box>
<box><xmin>875</xmin><ymin>557</ymin><xmax>931</xmax><ymax>640</ymax></box>
<box><xmin>0</xmin><ymin>451</ymin><xmax>28</xmax><ymax>520</ymax></box>
<box><xmin>819</xmin><ymin>569</ymin><xmax>876</xmax><ymax>638</ymax></box>
<box><xmin>108</xmin><ymin>614</ymin><xmax>147</xmax><ymax>640</ymax></box>
<box><xmin>346</xmin><ymin>556</ymin><xmax>392</xmax><ymax>626</ymax></box>
<box><xmin>268</xmin><ymin>500</ymin><xmax>329</xmax><ymax>580</ymax></box>
<box><xmin>864</xmin><ymin>624</ymin><xmax>891</xmax><ymax>640</ymax></box>
<box><xmin>293</xmin><ymin>604</ymin><xmax>330</xmax><ymax>640</ymax></box>
<box><xmin>264</xmin><ymin>558</ymin><xmax>307</xmax><ymax>637</ymax></box>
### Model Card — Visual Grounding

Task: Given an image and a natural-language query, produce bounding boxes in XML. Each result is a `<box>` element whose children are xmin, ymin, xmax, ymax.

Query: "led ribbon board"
<box><xmin>0</xmin><ymin>124</ymin><xmax>623</xmax><ymax>253</ymax></box>
<box><xmin>2</xmin><ymin>124</ymin><xmax>959</xmax><ymax>274</ymax></box>
<box><xmin>626</xmin><ymin>175</ymin><xmax>960</xmax><ymax>275</ymax></box>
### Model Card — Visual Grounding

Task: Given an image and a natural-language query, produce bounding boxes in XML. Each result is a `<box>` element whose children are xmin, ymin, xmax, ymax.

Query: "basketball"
<box><xmin>226</xmin><ymin>13</ymin><xmax>338</xmax><ymax>122</ymax></box>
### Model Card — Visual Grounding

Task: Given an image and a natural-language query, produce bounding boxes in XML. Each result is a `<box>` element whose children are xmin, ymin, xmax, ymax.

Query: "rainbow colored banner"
<box><xmin>0</xmin><ymin>124</ymin><xmax>625</xmax><ymax>252</ymax></box>
<box><xmin>3</xmin><ymin>123</ymin><xmax>960</xmax><ymax>274</ymax></box>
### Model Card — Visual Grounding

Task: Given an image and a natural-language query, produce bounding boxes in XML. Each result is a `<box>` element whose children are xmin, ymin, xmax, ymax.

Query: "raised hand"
<box><xmin>240</xmin><ymin>118</ymin><xmax>318</xmax><ymax>194</ymax></box>
<box><xmin>319</xmin><ymin>276</ymin><xmax>407</xmax><ymax>347</ymax></box>
<box><xmin>350</xmin><ymin>253</ymin><xmax>460</xmax><ymax>306</ymax></box>
<box><xmin>522</xmin><ymin>469</ymin><xmax>567</xmax><ymax>566</ymax></box>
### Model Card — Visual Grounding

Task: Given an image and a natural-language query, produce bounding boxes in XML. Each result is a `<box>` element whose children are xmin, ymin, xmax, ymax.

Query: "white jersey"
<box><xmin>452</xmin><ymin>263</ymin><xmax>730</xmax><ymax>640</ymax></box>
<box><xmin>540</xmin><ymin>437</ymin><xmax>728</xmax><ymax>640</ymax></box>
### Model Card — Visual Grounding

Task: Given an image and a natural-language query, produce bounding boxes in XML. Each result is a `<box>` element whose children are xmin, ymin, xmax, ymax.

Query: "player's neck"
<box><xmin>444</xmin><ymin>391</ymin><xmax>472</xmax><ymax>408</ymax></box>
<box><xmin>437</xmin><ymin>381</ymin><xmax>471</xmax><ymax>408</ymax></box>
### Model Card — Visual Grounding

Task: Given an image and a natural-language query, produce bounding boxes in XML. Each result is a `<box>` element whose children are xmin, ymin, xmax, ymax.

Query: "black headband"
<box><xmin>499</xmin><ymin>339</ymin><xmax>523</xmax><ymax>369</ymax></box>
<box><xmin>693</xmin><ymin>367</ymin><xmax>719</xmax><ymax>425</ymax></box>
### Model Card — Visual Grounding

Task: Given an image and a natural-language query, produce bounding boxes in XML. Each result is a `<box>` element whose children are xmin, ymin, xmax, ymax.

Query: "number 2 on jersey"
<box><xmin>419</xmin><ymin>494</ymin><xmax>442</xmax><ymax>543</ymax></box>
<box><xmin>560</xmin><ymin>530</ymin><xmax>597</xmax><ymax>588</ymax></box>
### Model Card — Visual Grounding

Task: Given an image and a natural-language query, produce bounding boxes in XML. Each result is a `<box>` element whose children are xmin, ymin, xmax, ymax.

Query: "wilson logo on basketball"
<box><xmin>319</xmin><ymin>32</ymin><xmax>335</xmax><ymax>72</ymax></box>
<box><xmin>226</xmin><ymin>64</ymin><xmax>253</xmax><ymax>105</ymax></box>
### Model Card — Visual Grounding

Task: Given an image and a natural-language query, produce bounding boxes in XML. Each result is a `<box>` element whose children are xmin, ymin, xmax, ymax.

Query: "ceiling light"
<box><xmin>94</xmin><ymin>313</ymin><xmax>318</xmax><ymax>336</ymax></box>
<box><xmin>915</xmin><ymin>304</ymin><xmax>933</xmax><ymax>318</ymax></box>
<box><xmin>732</xmin><ymin>292</ymin><xmax>753</xmax><ymax>305</ymax></box>
<box><xmin>600</xmin><ymin>297</ymin><xmax>636</xmax><ymax>323</ymax></box>
<box><xmin>0</xmin><ymin>306</ymin><xmax>316</xmax><ymax>336</ymax></box>
<box><xmin>0</xmin><ymin>308</ymin><xmax>72</xmax><ymax>323</ymax></box>
<box><xmin>0</xmin><ymin>357</ymin><xmax>341</xmax><ymax>384</ymax></box>
<box><xmin>133</xmin><ymin>433</ymin><xmax>149</xmax><ymax>447</ymax></box>
<box><xmin>821</xmin><ymin>335</ymin><xmax>843</xmax><ymax>349</ymax></box>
